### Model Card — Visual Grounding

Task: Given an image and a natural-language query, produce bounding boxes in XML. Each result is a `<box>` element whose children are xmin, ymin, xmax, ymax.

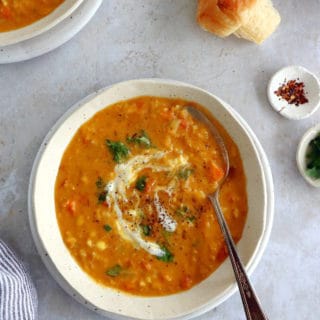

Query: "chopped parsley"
<box><xmin>135</xmin><ymin>175</ymin><xmax>147</xmax><ymax>191</ymax></box>
<box><xmin>96</xmin><ymin>176</ymin><xmax>105</xmax><ymax>189</ymax></box>
<box><xmin>137</xmin><ymin>208</ymin><xmax>145</xmax><ymax>219</ymax></box>
<box><xmin>106</xmin><ymin>264</ymin><xmax>122</xmax><ymax>277</ymax></box>
<box><xmin>186</xmin><ymin>216</ymin><xmax>196</xmax><ymax>223</ymax></box>
<box><xmin>306</xmin><ymin>133</ymin><xmax>320</xmax><ymax>179</ymax></box>
<box><xmin>140</xmin><ymin>224</ymin><xmax>151</xmax><ymax>236</ymax></box>
<box><xmin>157</xmin><ymin>245</ymin><xmax>174</xmax><ymax>263</ymax></box>
<box><xmin>162</xmin><ymin>230</ymin><xmax>173</xmax><ymax>243</ymax></box>
<box><xmin>106</xmin><ymin>139</ymin><xmax>129</xmax><ymax>163</ymax></box>
<box><xmin>175</xmin><ymin>206</ymin><xmax>196</xmax><ymax>223</ymax></box>
<box><xmin>177</xmin><ymin>167</ymin><xmax>194</xmax><ymax>180</ymax></box>
<box><xmin>175</xmin><ymin>205</ymin><xmax>189</xmax><ymax>216</ymax></box>
<box><xmin>97</xmin><ymin>190</ymin><xmax>108</xmax><ymax>203</ymax></box>
<box><xmin>127</xmin><ymin>130</ymin><xmax>153</xmax><ymax>148</ymax></box>
<box><xmin>103</xmin><ymin>224</ymin><xmax>112</xmax><ymax>232</ymax></box>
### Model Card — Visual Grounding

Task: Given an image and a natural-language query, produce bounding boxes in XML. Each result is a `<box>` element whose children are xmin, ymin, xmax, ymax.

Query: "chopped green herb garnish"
<box><xmin>104</xmin><ymin>224</ymin><xmax>112</xmax><ymax>232</ymax></box>
<box><xmin>140</xmin><ymin>224</ymin><xmax>151</xmax><ymax>236</ymax></box>
<box><xmin>175</xmin><ymin>205</ymin><xmax>189</xmax><ymax>216</ymax></box>
<box><xmin>98</xmin><ymin>191</ymin><xmax>108</xmax><ymax>203</ymax></box>
<box><xmin>137</xmin><ymin>209</ymin><xmax>145</xmax><ymax>219</ymax></box>
<box><xmin>106</xmin><ymin>139</ymin><xmax>129</xmax><ymax>163</ymax></box>
<box><xmin>186</xmin><ymin>216</ymin><xmax>196</xmax><ymax>223</ymax></box>
<box><xmin>306</xmin><ymin>133</ymin><xmax>320</xmax><ymax>179</ymax></box>
<box><xmin>157</xmin><ymin>245</ymin><xmax>174</xmax><ymax>263</ymax></box>
<box><xmin>162</xmin><ymin>230</ymin><xmax>173</xmax><ymax>244</ymax></box>
<box><xmin>127</xmin><ymin>130</ymin><xmax>153</xmax><ymax>148</ymax></box>
<box><xmin>135</xmin><ymin>175</ymin><xmax>147</xmax><ymax>191</ymax></box>
<box><xmin>177</xmin><ymin>167</ymin><xmax>194</xmax><ymax>180</ymax></box>
<box><xmin>96</xmin><ymin>176</ymin><xmax>104</xmax><ymax>189</ymax></box>
<box><xmin>106</xmin><ymin>264</ymin><xmax>122</xmax><ymax>277</ymax></box>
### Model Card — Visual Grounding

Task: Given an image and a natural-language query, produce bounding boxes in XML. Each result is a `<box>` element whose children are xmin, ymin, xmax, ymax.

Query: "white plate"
<box><xmin>267</xmin><ymin>65</ymin><xmax>320</xmax><ymax>120</ymax></box>
<box><xmin>0</xmin><ymin>0</ymin><xmax>84</xmax><ymax>47</ymax></box>
<box><xmin>296</xmin><ymin>123</ymin><xmax>320</xmax><ymax>188</ymax></box>
<box><xmin>0</xmin><ymin>0</ymin><xmax>102</xmax><ymax>64</ymax></box>
<box><xmin>28</xmin><ymin>79</ymin><xmax>274</xmax><ymax>320</ymax></box>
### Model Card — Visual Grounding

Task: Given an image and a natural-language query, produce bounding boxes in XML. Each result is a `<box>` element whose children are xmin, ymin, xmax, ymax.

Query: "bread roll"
<box><xmin>197</xmin><ymin>0</ymin><xmax>281</xmax><ymax>44</ymax></box>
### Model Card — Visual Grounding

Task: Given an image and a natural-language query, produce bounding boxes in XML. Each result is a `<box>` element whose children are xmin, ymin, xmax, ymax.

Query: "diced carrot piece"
<box><xmin>160</xmin><ymin>111</ymin><xmax>174</xmax><ymax>121</ymax></box>
<box><xmin>65</xmin><ymin>199</ymin><xmax>76</xmax><ymax>214</ymax></box>
<box><xmin>140</xmin><ymin>261</ymin><xmax>152</xmax><ymax>271</ymax></box>
<box><xmin>179</xmin><ymin>118</ymin><xmax>188</xmax><ymax>129</ymax></box>
<box><xmin>208</xmin><ymin>161</ymin><xmax>224</xmax><ymax>181</ymax></box>
<box><xmin>180</xmin><ymin>275</ymin><xmax>193</xmax><ymax>289</ymax></box>
<box><xmin>0</xmin><ymin>7</ymin><xmax>12</xmax><ymax>19</ymax></box>
<box><xmin>144</xmin><ymin>178</ymin><xmax>155</xmax><ymax>194</ymax></box>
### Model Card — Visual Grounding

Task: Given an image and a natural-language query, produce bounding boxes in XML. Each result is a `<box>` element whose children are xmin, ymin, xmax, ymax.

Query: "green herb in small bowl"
<box><xmin>306</xmin><ymin>133</ymin><xmax>320</xmax><ymax>179</ymax></box>
<box><xmin>297</xmin><ymin>124</ymin><xmax>320</xmax><ymax>188</ymax></box>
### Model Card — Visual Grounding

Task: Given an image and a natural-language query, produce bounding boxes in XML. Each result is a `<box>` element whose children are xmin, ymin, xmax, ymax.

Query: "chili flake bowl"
<box><xmin>0</xmin><ymin>0</ymin><xmax>84</xmax><ymax>47</ymax></box>
<box><xmin>28</xmin><ymin>79</ymin><xmax>274</xmax><ymax>320</ymax></box>
<box><xmin>296</xmin><ymin>123</ymin><xmax>320</xmax><ymax>188</ymax></box>
<box><xmin>267</xmin><ymin>66</ymin><xmax>320</xmax><ymax>120</ymax></box>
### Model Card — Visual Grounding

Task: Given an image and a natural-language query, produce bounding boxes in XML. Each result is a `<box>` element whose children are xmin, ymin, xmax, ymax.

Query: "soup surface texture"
<box><xmin>55</xmin><ymin>96</ymin><xmax>248</xmax><ymax>296</ymax></box>
<box><xmin>0</xmin><ymin>0</ymin><xmax>65</xmax><ymax>32</ymax></box>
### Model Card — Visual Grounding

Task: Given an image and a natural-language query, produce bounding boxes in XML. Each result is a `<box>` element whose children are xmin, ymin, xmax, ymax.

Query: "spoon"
<box><xmin>186</xmin><ymin>106</ymin><xmax>268</xmax><ymax>320</ymax></box>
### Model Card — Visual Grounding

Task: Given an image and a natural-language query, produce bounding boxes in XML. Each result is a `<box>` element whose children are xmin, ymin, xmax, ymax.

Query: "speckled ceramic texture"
<box><xmin>296</xmin><ymin>123</ymin><xmax>320</xmax><ymax>188</ymax></box>
<box><xmin>0</xmin><ymin>0</ymin><xmax>102</xmax><ymax>64</ymax></box>
<box><xmin>0</xmin><ymin>0</ymin><xmax>84</xmax><ymax>47</ymax></box>
<box><xmin>267</xmin><ymin>65</ymin><xmax>320</xmax><ymax>120</ymax></box>
<box><xmin>28</xmin><ymin>79</ymin><xmax>274</xmax><ymax>320</ymax></box>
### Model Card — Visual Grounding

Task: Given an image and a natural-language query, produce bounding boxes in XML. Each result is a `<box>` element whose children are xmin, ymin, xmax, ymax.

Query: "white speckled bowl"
<box><xmin>28</xmin><ymin>79</ymin><xmax>274</xmax><ymax>320</ymax></box>
<box><xmin>0</xmin><ymin>0</ymin><xmax>84</xmax><ymax>47</ymax></box>
<box><xmin>267</xmin><ymin>65</ymin><xmax>320</xmax><ymax>120</ymax></box>
<box><xmin>296</xmin><ymin>123</ymin><xmax>320</xmax><ymax>188</ymax></box>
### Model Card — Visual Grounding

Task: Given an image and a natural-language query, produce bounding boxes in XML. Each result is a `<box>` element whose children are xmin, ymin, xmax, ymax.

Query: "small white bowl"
<box><xmin>0</xmin><ymin>0</ymin><xmax>84</xmax><ymax>47</ymax></box>
<box><xmin>296</xmin><ymin>123</ymin><xmax>320</xmax><ymax>188</ymax></box>
<box><xmin>267</xmin><ymin>66</ymin><xmax>320</xmax><ymax>120</ymax></box>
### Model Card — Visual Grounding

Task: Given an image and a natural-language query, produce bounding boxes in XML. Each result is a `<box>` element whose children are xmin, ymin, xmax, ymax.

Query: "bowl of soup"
<box><xmin>0</xmin><ymin>0</ymin><xmax>84</xmax><ymax>46</ymax></box>
<box><xmin>28</xmin><ymin>79</ymin><xmax>274</xmax><ymax>319</ymax></box>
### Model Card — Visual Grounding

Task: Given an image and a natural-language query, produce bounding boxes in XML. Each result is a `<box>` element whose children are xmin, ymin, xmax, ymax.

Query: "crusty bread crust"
<box><xmin>197</xmin><ymin>0</ymin><xmax>281</xmax><ymax>44</ymax></box>
<box><xmin>233</xmin><ymin>0</ymin><xmax>281</xmax><ymax>44</ymax></box>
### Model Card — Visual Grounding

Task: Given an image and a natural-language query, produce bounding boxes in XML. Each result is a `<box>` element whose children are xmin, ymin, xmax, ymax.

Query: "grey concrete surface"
<box><xmin>0</xmin><ymin>1</ymin><xmax>320</xmax><ymax>319</ymax></box>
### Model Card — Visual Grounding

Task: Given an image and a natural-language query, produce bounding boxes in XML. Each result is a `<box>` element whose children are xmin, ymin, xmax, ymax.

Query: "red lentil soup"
<box><xmin>0</xmin><ymin>0</ymin><xmax>65</xmax><ymax>32</ymax></box>
<box><xmin>55</xmin><ymin>96</ymin><xmax>247</xmax><ymax>296</ymax></box>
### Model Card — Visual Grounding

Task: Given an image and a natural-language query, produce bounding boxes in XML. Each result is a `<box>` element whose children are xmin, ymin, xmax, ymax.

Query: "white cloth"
<box><xmin>0</xmin><ymin>240</ymin><xmax>38</xmax><ymax>320</ymax></box>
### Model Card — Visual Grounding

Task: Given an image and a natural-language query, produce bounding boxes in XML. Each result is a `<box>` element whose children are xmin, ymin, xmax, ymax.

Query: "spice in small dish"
<box><xmin>306</xmin><ymin>133</ymin><xmax>320</xmax><ymax>179</ymax></box>
<box><xmin>274</xmin><ymin>79</ymin><xmax>308</xmax><ymax>107</ymax></box>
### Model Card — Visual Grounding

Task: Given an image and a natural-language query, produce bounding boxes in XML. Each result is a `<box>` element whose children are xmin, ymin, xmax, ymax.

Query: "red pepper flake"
<box><xmin>274</xmin><ymin>79</ymin><xmax>309</xmax><ymax>106</ymax></box>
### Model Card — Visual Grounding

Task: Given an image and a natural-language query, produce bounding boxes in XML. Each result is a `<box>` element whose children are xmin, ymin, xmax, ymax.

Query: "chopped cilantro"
<box><xmin>157</xmin><ymin>245</ymin><xmax>174</xmax><ymax>263</ymax></box>
<box><xmin>106</xmin><ymin>139</ymin><xmax>129</xmax><ymax>163</ymax></box>
<box><xmin>98</xmin><ymin>191</ymin><xmax>108</xmax><ymax>203</ymax></box>
<box><xmin>175</xmin><ymin>205</ymin><xmax>189</xmax><ymax>216</ymax></box>
<box><xmin>177</xmin><ymin>167</ymin><xmax>194</xmax><ymax>180</ymax></box>
<box><xmin>104</xmin><ymin>224</ymin><xmax>112</xmax><ymax>232</ymax></box>
<box><xmin>162</xmin><ymin>230</ymin><xmax>173</xmax><ymax>243</ymax></box>
<box><xmin>140</xmin><ymin>224</ymin><xmax>151</xmax><ymax>236</ymax></box>
<box><xmin>306</xmin><ymin>167</ymin><xmax>320</xmax><ymax>178</ymax></box>
<box><xmin>96</xmin><ymin>176</ymin><xmax>104</xmax><ymax>189</ymax></box>
<box><xmin>186</xmin><ymin>216</ymin><xmax>196</xmax><ymax>223</ymax></box>
<box><xmin>135</xmin><ymin>175</ymin><xmax>147</xmax><ymax>191</ymax></box>
<box><xmin>306</xmin><ymin>134</ymin><xmax>320</xmax><ymax>179</ymax></box>
<box><xmin>127</xmin><ymin>130</ymin><xmax>153</xmax><ymax>148</ymax></box>
<box><xmin>106</xmin><ymin>264</ymin><xmax>122</xmax><ymax>277</ymax></box>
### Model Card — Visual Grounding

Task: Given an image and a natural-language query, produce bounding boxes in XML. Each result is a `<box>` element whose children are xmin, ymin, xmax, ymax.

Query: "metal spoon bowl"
<box><xmin>186</xmin><ymin>106</ymin><xmax>268</xmax><ymax>320</ymax></box>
